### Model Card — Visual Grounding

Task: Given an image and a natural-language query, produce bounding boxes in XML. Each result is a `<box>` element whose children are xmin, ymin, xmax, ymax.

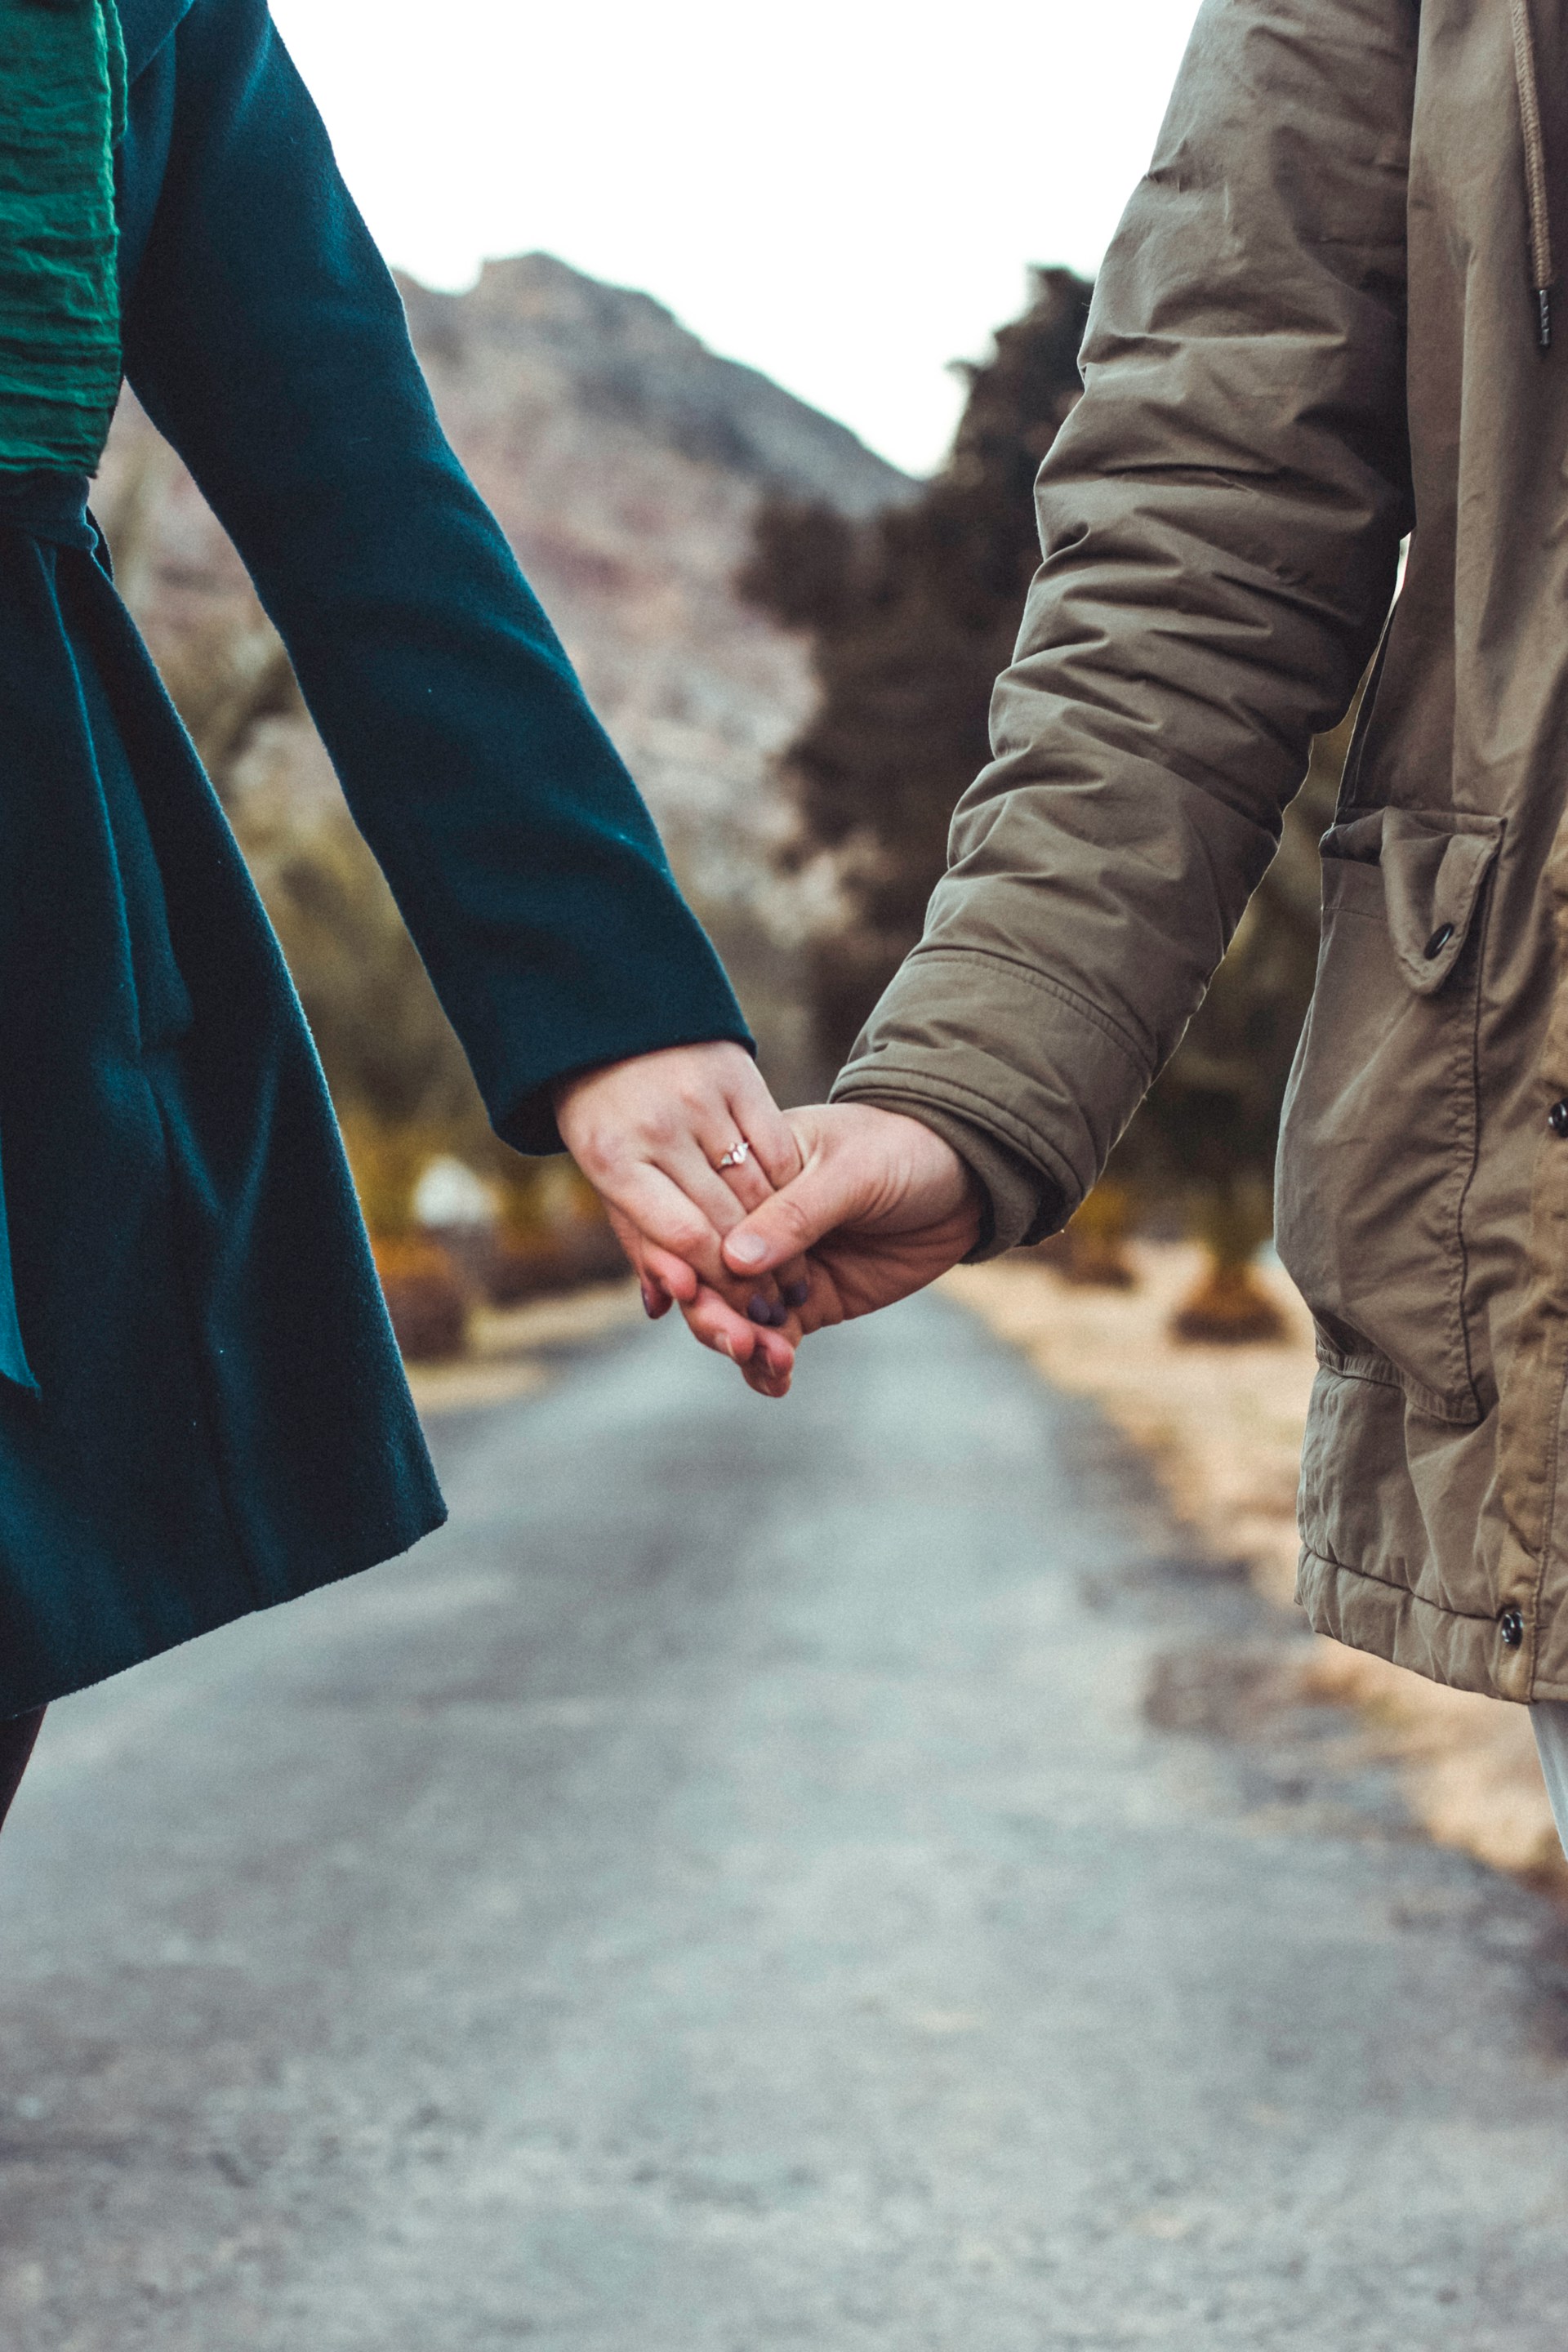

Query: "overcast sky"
<box><xmin>268</xmin><ymin>0</ymin><xmax>1203</xmax><ymax>478</ymax></box>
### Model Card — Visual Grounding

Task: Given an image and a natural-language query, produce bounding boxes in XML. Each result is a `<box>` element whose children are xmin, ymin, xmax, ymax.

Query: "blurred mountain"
<box><xmin>97</xmin><ymin>252</ymin><xmax>912</xmax><ymax>1105</ymax></box>
<box><xmin>400</xmin><ymin>253</ymin><xmax>906</xmax><ymax>517</ymax></box>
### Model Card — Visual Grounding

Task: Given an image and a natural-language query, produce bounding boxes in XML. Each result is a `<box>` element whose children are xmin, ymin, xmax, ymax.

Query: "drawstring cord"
<box><xmin>1509</xmin><ymin>0</ymin><xmax>1556</xmax><ymax>350</ymax></box>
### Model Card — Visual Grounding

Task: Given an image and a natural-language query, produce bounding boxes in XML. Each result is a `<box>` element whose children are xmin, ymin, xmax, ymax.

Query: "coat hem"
<box><xmin>6</xmin><ymin>1493</ymin><xmax>448</xmax><ymax>1717</ymax></box>
<box><xmin>1297</xmin><ymin>1539</ymin><xmax>1525</xmax><ymax>1703</ymax></box>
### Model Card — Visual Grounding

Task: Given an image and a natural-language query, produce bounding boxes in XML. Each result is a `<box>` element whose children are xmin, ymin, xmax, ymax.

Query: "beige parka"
<box><xmin>832</xmin><ymin>0</ymin><xmax>1568</xmax><ymax>1704</ymax></box>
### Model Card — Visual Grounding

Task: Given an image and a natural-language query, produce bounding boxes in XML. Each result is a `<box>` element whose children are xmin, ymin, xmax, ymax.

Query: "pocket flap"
<box><xmin>1321</xmin><ymin>808</ymin><xmax>1503</xmax><ymax>996</ymax></box>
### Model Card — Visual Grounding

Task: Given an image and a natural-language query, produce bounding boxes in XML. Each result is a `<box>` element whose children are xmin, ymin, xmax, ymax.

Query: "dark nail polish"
<box><xmin>640</xmin><ymin>1285</ymin><xmax>657</xmax><ymax>1318</ymax></box>
<box><xmin>748</xmin><ymin>1294</ymin><xmax>774</xmax><ymax>1325</ymax></box>
<box><xmin>782</xmin><ymin>1278</ymin><xmax>809</xmax><ymax>1309</ymax></box>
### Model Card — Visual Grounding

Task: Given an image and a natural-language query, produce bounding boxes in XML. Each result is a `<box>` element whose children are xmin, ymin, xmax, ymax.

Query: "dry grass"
<box><xmin>944</xmin><ymin>1244</ymin><xmax>1567</xmax><ymax>1895</ymax></box>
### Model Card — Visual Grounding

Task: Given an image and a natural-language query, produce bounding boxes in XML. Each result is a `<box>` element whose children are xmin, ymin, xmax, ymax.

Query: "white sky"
<box><xmin>268</xmin><ymin>0</ymin><xmax>1203</xmax><ymax>478</ymax></box>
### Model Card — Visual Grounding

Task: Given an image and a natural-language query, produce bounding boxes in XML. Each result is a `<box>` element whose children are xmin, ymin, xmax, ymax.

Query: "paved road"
<box><xmin>1</xmin><ymin>1294</ymin><xmax>1566</xmax><ymax>2350</ymax></box>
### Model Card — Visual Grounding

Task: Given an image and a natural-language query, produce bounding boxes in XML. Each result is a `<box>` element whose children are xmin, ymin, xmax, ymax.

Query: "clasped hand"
<box><xmin>553</xmin><ymin>1042</ymin><xmax>982</xmax><ymax>1396</ymax></box>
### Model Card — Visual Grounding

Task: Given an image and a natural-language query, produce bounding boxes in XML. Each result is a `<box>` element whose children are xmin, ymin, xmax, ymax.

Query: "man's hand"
<box><xmin>552</xmin><ymin>1042</ymin><xmax>809</xmax><ymax>1392</ymax></box>
<box><xmin>716</xmin><ymin>1102</ymin><xmax>983</xmax><ymax>1331</ymax></box>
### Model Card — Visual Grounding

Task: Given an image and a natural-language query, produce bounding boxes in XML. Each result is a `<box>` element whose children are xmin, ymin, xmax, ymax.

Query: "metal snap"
<box><xmin>1423</xmin><ymin>924</ymin><xmax>1454</xmax><ymax>960</ymax></box>
<box><xmin>1550</xmin><ymin>1101</ymin><xmax>1568</xmax><ymax>1139</ymax></box>
<box><xmin>1499</xmin><ymin>1606</ymin><xmax>1526</xmax><ymax>1650</ymax></box>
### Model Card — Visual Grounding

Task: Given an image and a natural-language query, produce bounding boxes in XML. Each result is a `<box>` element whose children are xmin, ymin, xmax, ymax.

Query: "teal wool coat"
<box><xmin>0</xmin><ymin>0</ymin><xmax>750</xmax><ymax>1713</ymax></box>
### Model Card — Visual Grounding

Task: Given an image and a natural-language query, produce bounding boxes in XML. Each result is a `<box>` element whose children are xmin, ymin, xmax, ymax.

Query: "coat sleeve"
<box><xmin>117</xmin><ymin>0</ymin><xmax>750</xmax><ymax>1152</ymax></box>
<box><xmin>831</xmin><ymin>0</ymin><xmax>1417</xmax><ymax>1245</ymax></box>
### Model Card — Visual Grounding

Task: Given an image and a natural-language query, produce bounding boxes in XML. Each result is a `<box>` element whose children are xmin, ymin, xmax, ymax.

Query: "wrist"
<box><xmin>551</xmin><ymin>1037</ymin><xmax>743</xmax><ymax>1117</ymax></box>
<box><xmin>909</xmin><ymin>1122</ymin><xmax>980</xmax><ymax>1221</ymax></box>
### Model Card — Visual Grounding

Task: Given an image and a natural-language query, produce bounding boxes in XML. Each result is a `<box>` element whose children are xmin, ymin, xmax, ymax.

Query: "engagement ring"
<box><xmin>715</xmin><ymin>1139</ymin><xmax>752</xmax><ymax>1170</ymax></box>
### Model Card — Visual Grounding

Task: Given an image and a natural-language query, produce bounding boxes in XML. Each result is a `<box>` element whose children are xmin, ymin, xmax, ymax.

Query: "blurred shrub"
<box><xmin>344</xmin><ymin>1121</ymin><xmax>624</xmax><ymax>1318</ymax></box>
<box><xmin>370</xmin><ymin>1234</ymin><xmax>469</xmax><ymax>1363</ymax></box>
<box><xmin>1167</xmin><ymin>1175</ymin><xmax>1285</xmax><ymax>1345</ymax></box>
<box><xmin>339</xmin><ymin>1117</ymin><xmax>463</xmax><ymax>1241</ymax></box>
<box><xmin>1050</xmin><ymin>1179</ymin><xmax>1137</xmax><ymax>1289</ymax></box>
<box><xmin>488</xmin><ymin>1160</ymin><xmax>627</xmax><ymax>1304</ymax></box>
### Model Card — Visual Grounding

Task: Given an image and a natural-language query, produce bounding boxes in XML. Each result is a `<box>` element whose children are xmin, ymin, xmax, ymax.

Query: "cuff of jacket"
<box><xmin>829</xmin><ymin>942</ymin><xmax>1147</xmax><ymax>1256</ymax></box>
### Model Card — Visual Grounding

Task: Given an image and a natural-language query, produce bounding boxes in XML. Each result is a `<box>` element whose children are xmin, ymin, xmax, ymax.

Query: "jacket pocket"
<box><xmin>1274</xmin><ymin>806</ymin><xmax>1503</xmax><ymax>1423</ymax></box>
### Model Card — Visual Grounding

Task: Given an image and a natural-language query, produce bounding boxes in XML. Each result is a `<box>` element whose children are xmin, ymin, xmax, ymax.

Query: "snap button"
<box><xmin>1423</xmin><ymin>924</ymin><xmax>1454</xmax><ymax>960</ymax></box>
<box><xmin>1551</xmin><ymin>1101</ymin><xmax>1568</xmax><ymax>1138</ymax></box>
<box><xmin>1499</xmin><ymin>1606</ymin><xmax>1525</xmax><ymax>1650</ymax></box>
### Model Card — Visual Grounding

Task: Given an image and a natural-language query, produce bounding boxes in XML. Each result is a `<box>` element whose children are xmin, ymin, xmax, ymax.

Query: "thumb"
<box><xmin>722</xmin><ymin>1156</ymin><xmax>857</xmax><ymax>1277</ymax></box>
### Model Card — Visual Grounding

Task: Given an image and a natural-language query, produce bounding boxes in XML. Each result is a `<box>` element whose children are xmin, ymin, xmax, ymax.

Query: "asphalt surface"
<box><xmin>1</xmin><ymin>1292</ymin><xmax>1567</xmax><ymax>2350</ymax></box>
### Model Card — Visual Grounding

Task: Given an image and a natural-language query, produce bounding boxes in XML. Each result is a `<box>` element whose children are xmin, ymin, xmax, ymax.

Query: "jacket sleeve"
<box><xmin>831</xmin><ymin>0</ymin><xmax>1417</xmax><ymax>1246</ymax></box>
<box><xmin>118</xmin><ymin>0</ymin><xmax>749</xmax><ymax>1152</ymax></box>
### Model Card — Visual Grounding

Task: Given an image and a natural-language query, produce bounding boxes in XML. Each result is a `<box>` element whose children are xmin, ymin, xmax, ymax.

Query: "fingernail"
<box><xmin>640</xmin><ymin>1285</ymin><xmax>657</xmax><ymax>1318</ymax></box>
<box><xmin>748</xmin><ymin>1294</ymin><xmax>782</xmax><ymax>1327</ymax></box>
<box><xmin>782</xmin><ymin>1278</ymin><xmax>809</xmax><ymax>1309</ymax></box>
<box><xmin>728</xmin><ymin>1232</ymin><xmax>768</xmax><ymax>1267</ymax></box>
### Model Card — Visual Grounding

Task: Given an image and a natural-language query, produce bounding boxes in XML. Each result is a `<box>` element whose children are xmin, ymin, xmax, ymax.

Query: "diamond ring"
<box><xmin>715</xmin><ymin>1138</ymin><xmax>752</xmax><ymax>1171</ymax></box>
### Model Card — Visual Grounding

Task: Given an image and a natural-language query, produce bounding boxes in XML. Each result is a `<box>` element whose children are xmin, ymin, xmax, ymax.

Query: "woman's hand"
<box><xmin>551</xmin><ymin>1042</ymin><xmax>810</xmax><ymax>1392</ymax></box>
